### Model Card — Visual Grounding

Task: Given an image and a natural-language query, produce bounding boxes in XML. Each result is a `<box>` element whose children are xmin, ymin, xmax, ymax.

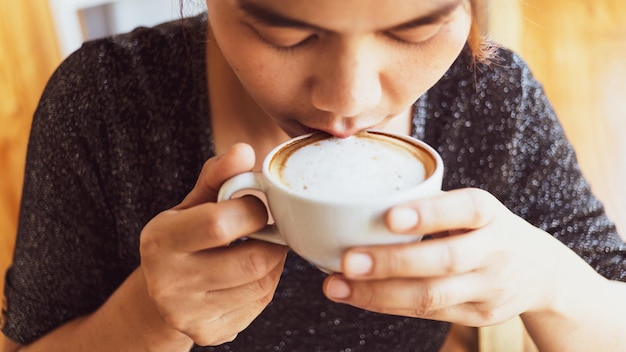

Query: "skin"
<box><xmin>3</xmin><ymin>0</ymin><xmax>626</xmax><ymax>351</ymax></box>
<box><xmin>208</xmin><ymin>0</ymin><xmax>470</xmax><ymax>140</ymax></box>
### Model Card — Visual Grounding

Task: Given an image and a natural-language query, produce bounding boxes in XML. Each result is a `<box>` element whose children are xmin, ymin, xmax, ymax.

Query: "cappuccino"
<box><xmin>219</xmin><ymin>130</ymin><xmax>443</xmax><ymax>272</ymax></box>
<box><xmin>270</xmin><ymin>131</ymin><xmax>435</xmax><ymax>200</ymax></box>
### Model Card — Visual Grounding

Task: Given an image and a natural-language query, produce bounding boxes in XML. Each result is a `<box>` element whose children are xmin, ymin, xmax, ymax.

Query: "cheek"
<box><xmin>389</xmin><ymin>17</ymin><xmax>471</xmax><ymax>101</ymax></box>
<box><xmin>208</xmin><ymin>8</ymin><xmax>303</xmax><ymax>104</ymax></box>
<box><xmin>226</xmin><ymin>47</ymin><xmax>311</xmax><ymax>114</ymax></box>
<box><xmin>235</xmin><ymin>58</ymin><xmax>303</xmax><ymax>109</ymax></box>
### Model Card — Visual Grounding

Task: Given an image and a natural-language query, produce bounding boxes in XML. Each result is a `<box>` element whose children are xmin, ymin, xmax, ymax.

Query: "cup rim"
<box><xmin>262</xmin><ymin>129</ymin><xmax>444</xmax><ymax>203</ymax></box>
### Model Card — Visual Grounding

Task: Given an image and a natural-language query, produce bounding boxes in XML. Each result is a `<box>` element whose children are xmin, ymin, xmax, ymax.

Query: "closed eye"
<box><xmin>245</xmin><ymin>22</ymin><xmax>318</xmax><ymax>51</ymax></box>
<box><xmin>385</xmin><ymin>23</ymin><xmax>444</xmax><ymax>45</ymax></box>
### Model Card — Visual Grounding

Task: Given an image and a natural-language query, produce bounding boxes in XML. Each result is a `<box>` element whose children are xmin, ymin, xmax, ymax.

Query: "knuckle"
<box><xmin>253</xmin><ymin>272</ymin><xmax>277</xmax><ymax>296</ymax></box>
<box><xmin>147</xmin><ymin>286</ymin><xmax>179</xmax><ymax>319</ymax></box>
<box><xmin>441</xmin><ymin>241</ymin><xmax>462</xmax><ymax>274</ymax></box>
<box><xmin>188</xmin><ymin>330</ymin><xmax>217</xmax><ymax>347</ymax></box>
<box><xmin>240</xmin><ymin>250</ymin><xmax>271</xmax><ymax>278</ymax></box>
<box><xmin>464</xmin><ymin>188</ymin><xmax>497</xmax><ymax>226</ymax></box>
<box><xmin>160</xmin><ymin>308</ymin><xmax>190</xmax><ymax>334</ymax></box>
<box><xmin>413</xmin><ymin>201</ymin><xmax>435</xmax><ymax>229</ymax></box>
<box><xmin>201</xmin><ymin>329</ymin><xmax>243</xmax><ymax>346</ymax></box>
<box><xmin>199</xmin><ymin>333</ymin><xmax>239</xmax><ymax>346</ymax></box>
<box><xmin>139</xmin><ymin>232</ymin><xmax>158</xmax><ymax>257</ymax></box>
<box><xmin>255</xmin><ymin>290</ymin><xmax>274</xmax><ymax>307</ymax></box>
<box><xmin>358</xmin><ymin>286</ymin><xmax>378</xmax><ymax>310</ymax></box>
<box><xmin>471</xmin><ymin>303</ymin><xmax>499</xmax><ymax>326</ymax></box>
<box><xmin>485</xmin><ymin>268</ymin><xmax>508</xmax><ymax>297</ymax></box>
<box><xmin>203</xmin><ymin>211</ymin><xmax>232</xmax><ymax>243</ymax></box>
<box><xmin>192</xmin><ymin>315</ymin><xmax>250</xmax><ymax>346</ymax></box>
<box><xmin>147</xmin><ymin>282</ymin><xmax>172</xmax><ymax>304</ymax></box>
<box><xmin>386</xmin><ymin>247</ymin><xmax>406</xmax><ymax>275</ymax></box>
<box><xmin>414</xmin><ymin>283</ymin><xmax>444</xmax><ymax>314</ymax></box>
<box><xmin>170</xmin><ymin>314</ymin><xmax>236</xmax><ymax>347</ymax></box>
<box><xmin>139</xmin><ymin>214</ymin><xmax>168</xmax><ymax>256</ymax></box>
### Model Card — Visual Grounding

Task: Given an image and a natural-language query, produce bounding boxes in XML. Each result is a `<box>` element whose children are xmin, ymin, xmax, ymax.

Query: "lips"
<box><xmin>300</xmin><ymin>121</ymin><xmax>392</xmax><ymax>139</ymax></box>
<box><xmin>279</xmin><ymin>109</ymin><xmax>398</xmax><ymax>138</ymax></box>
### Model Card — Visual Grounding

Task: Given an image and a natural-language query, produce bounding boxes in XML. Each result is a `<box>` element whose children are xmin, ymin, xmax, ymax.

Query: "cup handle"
<box><xmin>217</xmin><ymin>172</ymin><xmax>287</xmax><ymax>246</ymax></box>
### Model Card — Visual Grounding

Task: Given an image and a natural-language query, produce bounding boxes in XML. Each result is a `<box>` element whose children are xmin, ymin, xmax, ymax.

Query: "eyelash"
<box><xmin>251</xmin><ymin>22</ymin><xmax>445</xmax><ymax>53</ymax></box>
<box><xmin>384</xmin><ymin>30</ymin><xmax>438</xmax><ymax>48</ymax></box>
<box><xmin>253</xmin><ymin>31</ymin><xmax>318</xmax><ymax>53</ymax></box>
<box><xmin>386</xmin><ymin>21</ymin><xmax>448</xmax><ymax>48</ymax></box>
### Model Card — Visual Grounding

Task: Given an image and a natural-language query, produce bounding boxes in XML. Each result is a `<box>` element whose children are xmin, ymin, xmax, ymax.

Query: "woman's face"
<box><xmin>206</xmin><ymin>0</ymin><xmax>472</xmax><ymax>138</ymax></box>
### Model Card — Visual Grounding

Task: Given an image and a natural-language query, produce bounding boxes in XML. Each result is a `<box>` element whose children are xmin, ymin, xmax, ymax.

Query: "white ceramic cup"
<box><xmin>217</xmin><ymin>130</ymin><xmax>444</xmax><ymax>273</ymax></box>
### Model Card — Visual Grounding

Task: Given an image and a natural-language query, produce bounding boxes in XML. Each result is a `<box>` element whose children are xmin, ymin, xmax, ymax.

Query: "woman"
<box><xmin>3</xmin><ymin>0</ymin><xmax>626</xmax><ymax>350</ymax></box>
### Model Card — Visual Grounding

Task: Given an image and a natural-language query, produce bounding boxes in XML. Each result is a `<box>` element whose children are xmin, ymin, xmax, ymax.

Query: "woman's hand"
<box><xmin>322</xmin><ymin>188</ymin><xmax>602</xmax><ymax>327</ymax></box>
<box><xmin>140</xmin><ymin>143</ymin><xmax>288</xmax><ymax>346</ymax></box>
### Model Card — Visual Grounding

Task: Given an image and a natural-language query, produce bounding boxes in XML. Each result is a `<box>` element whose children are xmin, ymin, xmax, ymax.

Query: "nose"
<box><xmin>309</xmin><ymin>39</ymin><xmax>383</xmax><ymax>119</ymax></box>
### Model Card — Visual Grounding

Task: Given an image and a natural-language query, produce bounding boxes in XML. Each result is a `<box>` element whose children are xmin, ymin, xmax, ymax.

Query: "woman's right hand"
<box><xmin>139</xmin><ymin>143</ymin><xmax>288</xmax><ymax>347</ymax></box>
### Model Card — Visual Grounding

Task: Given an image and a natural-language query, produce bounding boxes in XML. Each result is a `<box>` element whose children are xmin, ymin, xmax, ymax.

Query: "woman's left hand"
<box><xmin>322</xmin><ymin>188</ymin><xmax>596</xmax><ymax>326</ymax></box>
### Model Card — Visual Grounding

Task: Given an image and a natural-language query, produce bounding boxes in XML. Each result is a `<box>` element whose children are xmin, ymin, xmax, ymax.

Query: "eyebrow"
<box><xmin>394</xmin><ymin>0</ymin><xmax>463</xmax><ymax>30</ymax></box>
<box><xmin>236</xmin><ymin>0</ymin><xmax>463</xmax><ymax>31</ymax></box>
<box><xmin>236</xmin><ymin>0</ymin><xmax>324</xmax><ymax>30</ymax></box>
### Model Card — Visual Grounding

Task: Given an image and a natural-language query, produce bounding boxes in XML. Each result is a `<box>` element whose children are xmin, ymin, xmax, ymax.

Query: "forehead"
<box><xmin>233</xmin><ymin>0</ymin><xmax>467</xmax><ymax>31</ymax></box>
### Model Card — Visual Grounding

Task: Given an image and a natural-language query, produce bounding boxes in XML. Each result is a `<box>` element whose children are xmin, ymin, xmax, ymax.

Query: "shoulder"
<box><xmin>29</xmin><ymin>13</ymin><xmax>212</xmax><ymax>196</ymax></box>
<box><xmin>423</xmin><ymin>45</ymin><xmax>551</xmax><ymax>127</ymax></box>
<box><xmin>434</xmin><ymin>45</ymin><xmax>541</xmax><ymax>100</ymax></box>
<box><xmin>35</xmin><ymin>13</ymin><xmax>209</xmax><ymax>136</ymax></box>
<box><xmin>83</xmin><ymin>12</ymin><xmax>207</xmax><ymax>70</ymax></box>
<box><xmin>47</xmin><ymin>13</ymin><xmax>207</xmax><ymax>97</ymax></box>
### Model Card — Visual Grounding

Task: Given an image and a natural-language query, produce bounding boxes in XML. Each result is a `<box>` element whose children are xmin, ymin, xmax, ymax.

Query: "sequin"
<box><xmin>3</xmin><ymin>13</ymin><xmax>625</xmax><ymax>351</ymax></box>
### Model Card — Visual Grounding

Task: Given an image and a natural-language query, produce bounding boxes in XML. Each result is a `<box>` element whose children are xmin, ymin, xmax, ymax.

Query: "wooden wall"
<box><xmin>0</xmin><ymin>0</ymin><xmax>60</xmax><ymax>308</ymax></box>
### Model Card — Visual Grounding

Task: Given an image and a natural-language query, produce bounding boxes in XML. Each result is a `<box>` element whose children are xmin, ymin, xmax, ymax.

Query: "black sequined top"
<box><xmin>3</xmin><ymin>14</ymin><xmax>626</xmax><ymax>351</ymax></box>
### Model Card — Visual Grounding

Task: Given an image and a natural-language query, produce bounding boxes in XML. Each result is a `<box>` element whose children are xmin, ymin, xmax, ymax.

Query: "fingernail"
<box><xmin>389</xmin><ymin>207</ymin><xmax>419</xmax><ymax>232</ymax></box>
<box><xmin>326</xmin><ymin>277</ymin><xmax>351</xmax><ymax>299</ymax></box>
<box><xmin>346</xmin><ymin>252</ymin><xmax>373</xmax><ymax>276</ymax></box>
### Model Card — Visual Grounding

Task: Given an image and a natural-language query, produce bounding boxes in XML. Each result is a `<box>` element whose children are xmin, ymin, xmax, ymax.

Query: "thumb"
<box><xmin>175</xmin><ymin>143</ymin><xmax>256</xmax><ymax>209</ymax></box>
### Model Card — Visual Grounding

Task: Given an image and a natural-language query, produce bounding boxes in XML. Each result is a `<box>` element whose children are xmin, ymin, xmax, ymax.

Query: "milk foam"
<box><xmin>277</xmin><ymin>134</ymin><xmax>426</xmax><ymax>199</ymax></box>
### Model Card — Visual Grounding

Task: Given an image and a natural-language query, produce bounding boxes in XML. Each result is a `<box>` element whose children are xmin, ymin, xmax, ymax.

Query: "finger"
<box><xmin>182</xmin><ymin>240</ymin><xmax>288</xmax><ymax>291</ymax></box>
<box><xmin>176</xmin><ymin>143</ymin><xmax>255</xmax><ymax>209</ymax></box>
<box><xmin>187</xmin><ymin>262</ymin><xmax>282</xmax><ymax>347</ymax></box>
<box><xmin>385</xmin><ymin>188</ymin><xmax>500</xmax><ymax>235</ymax></box>
<box><xmin>141</xmin><ymin>195</ymin><xmax>268</xmax><ymax>253</ymax></box>
<box><xmin>341</xmin><ymin>230</ymin><xmax>490</xmax><ymax>279</ymax></box>
<box><xmin>150</xmin><ymin>244</ymin><xmax>286</xmax><ymax>341</ymax></box>
<box><xmin>188</xmin><ymin>303</ymin><xmax>255</xmax><ymax>346</ymax></box>
<box><xmin>202</xmin><ymin>253</ymin><xmax>286</xmax><ymax>310</ymax></box>
<box><xmin>168</xmin><ymin>260</ymin><xmax>283</xmax><ymax>347</ymax></box>
<box><xmin>324</xmin><ymin>271</ymin><xmax>488</xmax><ymax>316</ymax></box>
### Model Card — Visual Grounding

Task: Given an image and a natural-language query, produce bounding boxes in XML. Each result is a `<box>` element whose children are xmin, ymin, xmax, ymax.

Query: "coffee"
<box><xmin>219</xmin><ymin>130</ymin><xmax>443</xmax><ymax>272</ymax></box>
<box><xmin>269</xmin><ymin>131</ymin><xmax>436</xmax><ymax>200</ymax></box>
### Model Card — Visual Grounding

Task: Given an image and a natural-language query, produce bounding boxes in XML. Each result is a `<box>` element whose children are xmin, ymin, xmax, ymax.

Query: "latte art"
<box><xmin>270</xmin><ymin>131</ymin><xmax>432</xmax><ymax>199</ymax></box>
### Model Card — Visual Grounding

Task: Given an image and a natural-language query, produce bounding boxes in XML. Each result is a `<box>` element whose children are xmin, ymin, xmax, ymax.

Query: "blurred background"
<box><xmin>1</xmin><ymin>0</ymin><xmax>625</xmax><ymax>350</ymax></box>
<box><xmin>0</xmin><ymin>0</ymin><xmax>205</xmax><ymax>307</ymax></box>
